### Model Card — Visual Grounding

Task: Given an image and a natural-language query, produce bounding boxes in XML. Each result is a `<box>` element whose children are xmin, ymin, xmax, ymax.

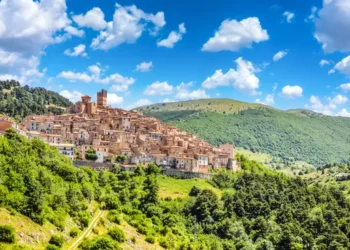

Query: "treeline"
<box><xmin>1</xmin><ymin>130</ymin><xmax>350</xmax><ymax>249</ymax></box>
<box><xmin>144</xmin><ymin>108</ymin><xmax>350</xmax><ymax>165</ymax></box>
<box><xmin>0</xmin><ymin>80</ymin><xmax>72</xmax><ymax>120</ymax></box>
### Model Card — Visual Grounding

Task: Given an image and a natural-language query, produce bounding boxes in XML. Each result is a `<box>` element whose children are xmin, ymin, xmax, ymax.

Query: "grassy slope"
<box><xmin>158</xmin><ymin>175</ymin><xmax>220</xmax><ymax>199</ymax></box>
<box><xmin>137</xmin><ymin>99</ymin><xmax>350</xmax><ymax>165</ymax></box>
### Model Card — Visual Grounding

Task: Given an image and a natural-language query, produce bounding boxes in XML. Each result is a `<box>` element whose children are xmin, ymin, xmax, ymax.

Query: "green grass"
<box><xmin>158</xmin><ymin>175</ymin><xmax>220</xmax><ymax>199</ymax></box>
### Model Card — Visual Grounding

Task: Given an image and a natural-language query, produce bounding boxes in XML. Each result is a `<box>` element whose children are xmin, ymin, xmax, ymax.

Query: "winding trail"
<box><xmin>67</xmin><ymin>210</ymin><xmax>105</xmax><ymax>250</ymax></box>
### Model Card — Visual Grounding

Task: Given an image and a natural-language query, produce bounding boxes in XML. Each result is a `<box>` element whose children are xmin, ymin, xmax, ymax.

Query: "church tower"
<box><xmin>97</xmin><ymin>89</ymin><xmax>107</xmax><ymax>107</ymax></box>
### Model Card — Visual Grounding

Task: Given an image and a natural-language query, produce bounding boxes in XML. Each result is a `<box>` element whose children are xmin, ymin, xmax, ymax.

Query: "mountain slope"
<box><xmin>0</xmin><ymin>80</ymin><xmax>72</xmax><ymax>120</ymax></box>
<box><xmin>136</xmin><ymin>99</ymin><xmax>350</xmax><ymax>165</ymax></box>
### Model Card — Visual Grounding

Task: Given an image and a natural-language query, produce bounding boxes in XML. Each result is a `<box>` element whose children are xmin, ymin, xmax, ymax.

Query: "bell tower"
<box><xmin>97</xmin><ymin>89</ymin><xmax>107</xmax><ymax>107</ymax></box>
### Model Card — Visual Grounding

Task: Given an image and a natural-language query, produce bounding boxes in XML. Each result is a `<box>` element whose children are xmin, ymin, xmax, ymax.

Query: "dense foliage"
<box><xmin>142</xmin><ymin>107</ymin><xmax>350</xmax><ymax>165</ymax></box>
<box><xmin>0</xmin><ymin>80</ymin><xmax>72</xmax><ymax>120</ymax></box>
<box><xmin>2</xmin><ymin>129</ymin><xmax>350</xmax><ymax>249</ymax></box>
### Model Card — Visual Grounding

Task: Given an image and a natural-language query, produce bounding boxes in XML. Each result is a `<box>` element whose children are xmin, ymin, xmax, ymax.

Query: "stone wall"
<box><xmin>74</xmin><ymin>160</ymin><xmax>112</xmax><ymax>170</ymax></box>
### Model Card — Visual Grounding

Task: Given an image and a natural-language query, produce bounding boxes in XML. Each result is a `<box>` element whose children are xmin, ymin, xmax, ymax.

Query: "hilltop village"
<box><xmin>0</xmin><ymin>90</ymin><xmax>240</xmax><ymax>173</ymax></box>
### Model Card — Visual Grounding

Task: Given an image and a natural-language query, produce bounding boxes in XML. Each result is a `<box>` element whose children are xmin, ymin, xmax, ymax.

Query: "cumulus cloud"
<box><xmin>255</xmin><ymin>94</ymin><xmax>274</xmax><ymax>105</ymax></box>
<box><xmin>144</xmin><ymin>81</ymin><xmax>174</xmax><ymax>95</ymax></box>
<box><xmin>273</xmin><ymin>50</ymin><xmax>288</xmax><ymax>61</ymax></box>
<box><xmin>163</xmin><ymin>98</ymin><xmax>174</xmax><ymax>103</ymax></box>
<box><xmin>340</xmin><ymin>83</ymin><xmax>350</xmax><ymax>91</ymax></box>
<box><xmin>64</xmin><ymin>26</ymin><xmax>85</xmax><ymax>37</ymax></box>
<box><xmin>175</xmin><ymin>89</ymin><xmax>209</xmax><ymax>100</ymax></box>
<box><xmin>330</xmin><ymin>55</ymin><xmax>350</xmax><ymax>75</ymax></box>
<box><xmin>91</xmin><ymin>3</ymin><xmax>165</xmax><ymax>50</ymax></box>
<box><xmin>135</xmin><ymin>61</ymin><xmax>153</xmax><ymax>72</ymax></box>
<box><xmin>157</xmin><ymin>23</ymin><xmax>186</xmax><ymax>48</ymax></box>
<box><xmin>320</xmin><ymin>59</ymin><xmax>331</xmax><ymax>66</ymax></box>
<box><xmin>58</xmin><ymin>64</ymin><xmax>135</xmax><ymax>92</ymax></box>
<box><xmin>282</xmin><ymin>11</ymin><xmax>295</xmax><ymax>23</ymax></box>
<box><xmin>305</xmin><ymin>6</ymin><xmax>318</xmax><ymax>22</ymax></box>
<box><xmin>64</xmin><ymin>44</ymin><xmax>87</xmax><ymax>57</ymax></box>
<box><xmin>0</xmin><ymin>0</ymin><xmax>75</xmax><ymax>83</ymax></box>
<box><xmin>107</xmin><ymin>93</ymin><xmax>124</xmax><ymax>106</ymax></box>
<box><xmin>307</xmin><ymin>94</ymin><xmax>349</xmax><ymax>116</ymax></box>
<box><xmin>60</xmin><ymin>90</ymin><xmax>83</xmax><ymax>103</ymax></box>
<box><xmin>202</xmin><ymin>17</ymin><xmax>269</xmax><ymax>52</ymax></box>
<box><xmin>314</xmin><ymin>0</ymin><xmax>350</xmax><ymax>52</ymax></box>
<box><xmin>281</xmin><ymin>85</ymin><xmax>303</xmax><ymax>98</ymax></box>
<box><xmin>202</xmin><ymin>57</ymin><xmax>260</xmax><ymax>95</ymax></box>
<box><xmin>127</xmin><ymin>98</ymin><xmax>153</xmax><ymax>110</ymax></box>
<box><xmin>337</xmin><ymin>108</ymin><xmax>350</xmax><ymax>117</ymax></box>
<box><xmin>72</xmin><ymin>7</ymin><xmax>107</xmax><ymax>31</ymax></box>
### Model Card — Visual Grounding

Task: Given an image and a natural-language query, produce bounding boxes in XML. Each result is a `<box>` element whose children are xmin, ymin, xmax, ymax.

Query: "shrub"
<box><xmin>85</xmin><ymin>148</ymin><xmax>98</xmax><ymax>161</ymax></box>
<box><xmin>46</xmin><ymin>244</ymin><xmax>61</xmax><ymax>250</ymax></box>
<box><xmin>0</xmin><ymin>225</ymin><xmax>15</xmax><ymax>243</ymax></box>
<box><xmin>69</xmin><ymin>228</ymin><xmax>79</xmax><ymax>238</ymax></box>
<box><xmin>189</xmin><ymin>186</ymin><xmax>201</xmax><ymax>196</ymax></box>
<box><xmin>131</xmin><ymin>236</ymin><xmax>136</xmax><ymax>244</ymax></box>
<box><xmin>108</xmin><ymin>226</ymin><xmax>126</xmax><ymax>243</ymax></box>
<box><xmin>145</xmin><ymin>235</ymin><xmax>155</xmax><ymax>244</ymax></box>
<box><xmin>108</xmin><ymin>210</ymin><xmax>122</xmax><ymax>224</ymax></box>
<box><xmin>49</xmin><ymin>235</ymin><xmax>64</xmax><ymax>247</ymax></box>
<box><xmin>80</xmin><ymin>236</ymin><xmax>121</xmax><ymax>250</ymax></box>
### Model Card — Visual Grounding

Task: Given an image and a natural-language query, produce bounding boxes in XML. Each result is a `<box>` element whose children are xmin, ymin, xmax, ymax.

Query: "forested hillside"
<box><xmin>0</xmin><ymin>80</ymin><xmax>72</xmax><ymax>120</ymax></box>
<box><xmin>1</xmin><ymin>129</ymin><xmax>350</xmax><ymax>249</ymax></box>
<box><xmin>137</xmin><ymin>99</ymin><xmax>350</xmax><ymax>165</ymax></box>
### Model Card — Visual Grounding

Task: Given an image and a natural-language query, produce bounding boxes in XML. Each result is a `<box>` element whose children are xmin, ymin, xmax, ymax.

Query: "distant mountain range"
<box><xmin>0</xmin><ymin>80</ymin><xmax>72</xmax><ymax>120</ymax></box>
<box><xmin>136</xmin><ymin>98</ymin><xmax>350</xmax><ymax>165</ymax></box>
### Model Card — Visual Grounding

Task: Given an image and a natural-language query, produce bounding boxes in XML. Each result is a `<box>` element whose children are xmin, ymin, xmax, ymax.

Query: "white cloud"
<box><xmin>305</xmin><ymin>6</ymin><xmax>318</xmax><ymax>22</ymax></box>
<box><xmin>0</xmin><ymin>50</ymin><xmax>17</xmax><ymax>65</ymax></box>
<box><xmin>127</xmin><ymin>98</ymin><xmax>153</xmax><ymax>110</ymax></box>
<box><xmin>307</xmin><ymin>94</ymin><xmax>348</xmax><ymax>115</ymax></box>
<box><xmin>64</xmin><ymin>26</ymin><xmax>85</xmax><ymax>37</ymax></box>
<box><xmin>91</xmin><ymin>3</ymin><xmax>165</xmax><ymax>50</ymax></box>
<box><xmin>282</xmin><ymin>11</ymin><xmax>295</xmax><ymax>23</ymax></box>
<box><xmin>60</xmin><ymin>90</ymin><xmax>83</xmax><ymax>103</ymax></box>
<box><xmin>135</xmin><ymin>61</ymin><xmax>153</xmax><ymax>72</ymax></box>
<box><xmin>58</xmin><ymin>71</ymin><xmax>92</xmax><ymax>83</ymax></box>
<box><xmin>157</xmin><ymin>23</ymin><xmax>186</xmax><ymax>48</ymax></box>
<box><xmin>340</xmin><ymin>83</ymin><xmax>350</xmax><ymax>91</ymax></box>
<box><xmin>144</xmin><ymin>81</ymin><xmax>174</xmax><ymax>95</ymax></box>
<box><xmin>163</xmin><ymin>98</ymin><xmax>174</xmax><ymax>103</ymax></box>
<box><xmin>107</xmin><ymin>93</ymin><xmax>123</xmax><ymax>106</ymax></box>
<box><xmin>255</xmin><ymin>94</ymin><xmax>274</xmax><ymax>106</ymax></box>
<box><xmin>337</xmin><ymin>108</ymin><xmax>350</xmax><ymax>117</ymax></box>
<box><xmin>314</xmin><ymin>0</ymin><xmax>350</xmax><ymax>52</ymax></box>
<box><xmin>0</xmin><ymin>0</ymin><xmax>73</xmax><ymax>83</ymax></box>
<box><xmin>281</xmin><ymin>85</ymin><xmax>303</xmax><ymax>98</ymax></box>
<box><xmin>58</xmin><ymin>64</ymin><xmax>135</xmax><ymax>92</ymax></box>
<box><xmin>309</xmin><ymin>95</ymin><xmax>324</xmax><ymax>110</ymax></box>
<box><xmin>175</xmin><ymin>89</ymin><xmax>209</xmax><ymax>100</ymax></box>
<box><xmin>328</xmin><ymin>94</ymin><xmax>348</xmax><ymax>108</ymax></box>
<box><xmin>202</xmin><ymin>57</ymin><xmax>260</xmax><ymax>95</ymax></box>
<box><xmin>273</xmin><ymin>50</ymin><xmax>288</xmax><ymax>61</ymax></box>
<box><xmin>64</xmin><ymin>44</ymin><xmax>87</xmax><ymax>57</ymax></box>
<box><xmin>320</xmin><ymin>59</ymin><xmax>330</xmax><ymax>66</ymax></box>
<box><xmin>331</xmin><ymin>56</ymin><xmax>350</xmax><ymax>75</ymax></box>
<box><xmin>202</xmin><ymin>17</ymin><xmax>269</xmax><ymax>52</ymax></box>
<box><xmin>72</xmin><ymin>7</ymin><xmax>107</xmax><ymax>31</ymax></box>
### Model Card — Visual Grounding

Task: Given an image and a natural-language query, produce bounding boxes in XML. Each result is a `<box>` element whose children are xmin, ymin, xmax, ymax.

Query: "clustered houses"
<box><xmin>2</xmin><ymin>90</ymin><xmax>240</xmax><ymax>173</ymax></box>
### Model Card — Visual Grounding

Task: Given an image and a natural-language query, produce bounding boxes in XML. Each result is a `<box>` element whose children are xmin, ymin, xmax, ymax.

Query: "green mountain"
<box><xmin>136</xmin><ymin>98</ymin><xmax>350</xmax><ymax>165</ymax></box>
<box><xmin>0</xmin><ymin>80</ymin><xmax>72</xmax><ymax>120</ymax></box>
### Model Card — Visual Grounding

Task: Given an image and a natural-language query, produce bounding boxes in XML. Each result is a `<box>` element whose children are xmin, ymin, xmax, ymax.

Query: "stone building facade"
<box><xmin>17</xmin><ymin>90</ymin><xmax>240</xmax><ymax>173</ymax></box>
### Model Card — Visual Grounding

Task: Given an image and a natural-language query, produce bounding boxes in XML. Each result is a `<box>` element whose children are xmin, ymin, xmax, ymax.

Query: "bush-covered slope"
<box><xmin>137</xmin><ymin>99</ymin><xmax>350</xmax><ymax>165</ymax></box>
<box><xmin>0</xmin><ymin>80</ymin><xmax>72</xmax><ymax>120</ymax></box>
<box><xmin>1</xmin><ymin>129</ymin><xmax>350</xmax><ymax>249</ymax></box>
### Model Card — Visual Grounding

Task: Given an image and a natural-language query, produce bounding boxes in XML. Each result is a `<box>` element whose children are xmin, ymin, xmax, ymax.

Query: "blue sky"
<box><xmin>2</xmin><ymin>0</ymin><xmax>350</xmax><ymax>115</ymax></box>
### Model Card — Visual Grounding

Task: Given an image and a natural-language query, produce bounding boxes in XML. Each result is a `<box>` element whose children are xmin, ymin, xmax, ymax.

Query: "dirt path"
<box><xmin>67</xmin><ymin>210</ymin><xmax>105</xmax><ymax>250</ymax></box>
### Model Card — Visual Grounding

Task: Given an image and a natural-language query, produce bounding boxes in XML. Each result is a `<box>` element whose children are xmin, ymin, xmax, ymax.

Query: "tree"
<box><xmin>80</xmin><ymin>236</ymin><xmax>121</xmax><ymax>250</ymax></box>
<box><xmin>85</xmin><ymin>148</ymin><xmax>98</xmax><ymax>161</ymax></box>
<box><xmin>108</xmin><ymin>226</ymin><xmax>126</xmax><ymax>243</ymax></box>
<box><xmin>0</xmin><ymin>225</ymin><xmax>15</xmax><ymax>243</ymax></box>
